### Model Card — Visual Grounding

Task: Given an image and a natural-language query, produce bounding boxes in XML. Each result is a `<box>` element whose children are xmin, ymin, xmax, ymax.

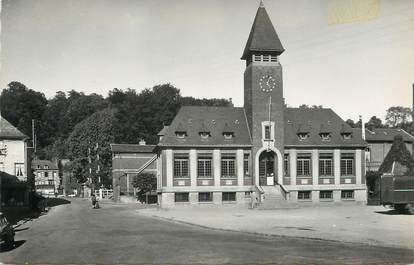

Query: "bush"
<box><xmin>132</xmin><ymin>172</ymin><xmax>156</xmax><ymax>203</ymax></box>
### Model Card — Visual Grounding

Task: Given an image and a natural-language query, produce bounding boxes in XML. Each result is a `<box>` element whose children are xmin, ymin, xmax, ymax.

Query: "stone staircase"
<box><xmin>257</xmin><ymin>185</ymin><xmax>297</xmax><ymax>210</ymax></box>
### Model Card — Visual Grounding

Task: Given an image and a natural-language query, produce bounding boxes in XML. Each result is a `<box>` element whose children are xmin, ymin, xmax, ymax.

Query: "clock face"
<box><xmin>259</xmin><ymin>75</ymin><xmax>276</xmax><ymax>92</ymax></box>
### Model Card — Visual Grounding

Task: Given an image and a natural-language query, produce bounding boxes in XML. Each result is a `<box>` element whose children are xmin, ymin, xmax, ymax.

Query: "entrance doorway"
<box><xmin>259</xmin><ymin>150</ymin><xmax>277</xmax><ymax>185</ymax></box>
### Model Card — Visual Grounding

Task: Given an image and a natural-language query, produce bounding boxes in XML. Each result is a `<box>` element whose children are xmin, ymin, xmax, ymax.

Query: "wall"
<box><xmin>112</xmin><ymin>152</ymin><xmax>157</xmax><ymax>194</ymax></box>
<box><xmin>0</xmin><ymin>139</ymin><xmax>27</xmax><ymax>181</ymax></box>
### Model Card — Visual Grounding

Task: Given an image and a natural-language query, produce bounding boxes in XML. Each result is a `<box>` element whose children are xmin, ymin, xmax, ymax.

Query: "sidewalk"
<box><xmin>137</xmin><ymin>204</ymin><xmax>414</xmax><ymax>249</ymax></box>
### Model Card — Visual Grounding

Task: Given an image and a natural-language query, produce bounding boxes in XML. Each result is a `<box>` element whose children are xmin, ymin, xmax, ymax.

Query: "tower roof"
<box><xmin>241</xmin><ymin>2</ymin><xmax>284</xmax><ymax>60</ymax></box>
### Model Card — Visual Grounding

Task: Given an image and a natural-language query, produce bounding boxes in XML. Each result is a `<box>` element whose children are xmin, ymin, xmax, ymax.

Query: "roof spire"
<box><xmin>259</xmin><ymin>0</ymin><xmax>264</xmax><ymax>7</ymax></box>
<box><xmin>241</xmin><ymin>0</ymin><xmax>284</xmax><ymax>60</ymax></box>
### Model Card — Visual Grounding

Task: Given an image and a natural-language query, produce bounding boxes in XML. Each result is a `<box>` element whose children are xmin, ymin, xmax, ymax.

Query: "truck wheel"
<box><xmin>394</xmin><ymin>204</ymin><xmax>407</xmax><ymax>213</ymax></box>
<box><xmin>406</xmin><ymin>204</ymin><xmax>414</xmax><ymax>215</ymax></box>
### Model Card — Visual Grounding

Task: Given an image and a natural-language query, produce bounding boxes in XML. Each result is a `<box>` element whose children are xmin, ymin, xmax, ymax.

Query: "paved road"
<box><xmin>1</xmin><ymin>198</ymin><xmax>413</xmax><ymax>264</ymax></box>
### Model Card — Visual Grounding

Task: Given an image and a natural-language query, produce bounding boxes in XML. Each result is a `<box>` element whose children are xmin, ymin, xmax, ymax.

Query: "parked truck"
<box><xmin>380</xmin><ymin>162</ymin><xmax>414</xmax><ymax>214</ymax></box>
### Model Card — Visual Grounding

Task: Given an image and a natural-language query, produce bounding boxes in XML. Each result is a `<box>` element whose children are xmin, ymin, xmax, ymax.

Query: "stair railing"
<box><xmin>278</xmin><ymin>183</ymin><xmax>289</xmax><ymax>200</ymax></box>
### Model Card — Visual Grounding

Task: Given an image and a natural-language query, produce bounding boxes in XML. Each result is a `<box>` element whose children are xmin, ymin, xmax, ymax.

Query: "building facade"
<box><xmin>0</xmin><ymin>114</ymin><xmax>29</xmax><ymax>182</ymax></box>
<box><xmin>112</xmin><ymin>3</ymin><xmax>368</xmax><ymax>207</ymax></box>
<box><xmin>365</xmin><ymin>128</ymin><xmax>414</xmax><ymax>172</ymax></box>
<box><xmin>111</xmin><ymin>142</ymin><xmax>157</xmax><ymax>196</ymax></box>
<box><xmin>32</xmin><ymin>159</ymin><xmax>60</xmax><ymax>196</ymax></box>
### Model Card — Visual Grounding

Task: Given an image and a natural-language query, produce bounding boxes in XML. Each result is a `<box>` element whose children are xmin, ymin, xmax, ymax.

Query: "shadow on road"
<box><xmin>0</xmin><ymin>240</ymin><xmax>26</xmax><ymax>253</ymax></box>
<box><xmin>5</xmin><ymin>198</ymin><xmax>71</xmax><ymax>225</ymax></box>
<box><xmin>375</xmin><ymin>210</ymin><xmax>411</xmax><ymax>215</ymax></box>
<box><xmin>45</xmin><ymin>198</ymin><xmax>71</xmax><ymax>207</ymax></box>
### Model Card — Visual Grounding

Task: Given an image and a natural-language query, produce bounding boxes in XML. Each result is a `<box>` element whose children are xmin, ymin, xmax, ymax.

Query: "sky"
<box><xmin>0</xmin><ymin>0</ymin><xmax>413</xmax><ymax>122</ymax></box>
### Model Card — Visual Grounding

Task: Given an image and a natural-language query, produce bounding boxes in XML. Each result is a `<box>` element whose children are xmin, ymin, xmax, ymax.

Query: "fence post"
<box><xmin>99</xmin><ymin>189</ymin><xmax>103</xmax><ymax>199</ymax></box>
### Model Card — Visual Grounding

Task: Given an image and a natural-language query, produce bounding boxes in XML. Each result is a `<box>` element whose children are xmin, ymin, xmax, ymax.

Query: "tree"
<box><xmin>346</xmin><ymin>119</ymin><xmax>356</xmax><ymax>128</ymax></box>
<box><xmin>66</xmin><ymin>108</ymin><xmax>116</xmax><ymax>187</ymax></box>
<box><xmin>0</xmin><ymin>82</ymin><xmax>47</xmax><ymax>143</ymax></box>
<box><xmin>345</xmin><ymin>118</ymin><xmax>362</xmax><ymax>128</ymax></box>
<box><xmin>298</xmin><ymin>104</ymin><xmax>323</xmax><ymax>109</ymax></box>
<box><xmin>111</xmin><ymin>84</ymin><xmax>182</xmax><ymax>144</ymax></box>
<box><xmin>366</xmin><ymin>116</ymin><xmax>384</xmax><ymax>131</ymax></box>
<box><xmin>385</xmin><ymin>106</ymin><xmax>412</xmax><ymax>127</ymax></box>
<box><xmin>378</xmin><ymin>135</ymin><xmax>414</xmax><ymax>174</ymax></box>
<box><xmin>132</xmin><ymin>172</ymin><xmax>156</xmax><ymax>203</ymax></box>
<box><xmin>180</xmin><ymin>97</ymin><xmax>233</xmax><ymax>107</ymax></box>
<box><xmin>60</xmin><ymin>91</ymin><xmax>108</xmax><ymax>138</ymax></box>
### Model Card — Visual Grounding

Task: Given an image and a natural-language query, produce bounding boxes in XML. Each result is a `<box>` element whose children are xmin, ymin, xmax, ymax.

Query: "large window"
<box><xmin>340</xmin><ymin>153</ymin><xmax>354</xmax><ymax>176</ymax></box>
<box><xmin>198</xmin><ymin>192</ymin><xmax>213</xmax><ymax>202</ymax></box>
<box><xmin>222</xmin><ymin>192</ymin><xmax>236</xmax><ymax>202</ymax></box>
<box><xmin>298</xmin><ymin>191</ymin><xmax>311</xmax><ymax>200</ymax></box>
<box><xmin>341</xmin><ymin>190</ymin><xmax>354</xmax><ymax>199</ymax></box>
<box><xmin>197</xmin><ymin>154</ymin><xmax>212</xmax><ymax>178</ymax></box>
<box><xmin>284</xmin><ymin>154</ymin><xmax>289</xmax><ymax>176</ymax></box>
<box><xmin>243</xmin><ymin>154</ymin><xmax>250</xmax><ymax>177</ymax></box>
<box><xmin>297</xmin><ymin>154</ymin><xmax>311</xmax><ymax>176</ymax></box>
<box><xmin>173</xmin><ymin>154</ymin><xmax>189</xmax><ymax>178</ymax></box>
<box><xmin>221</xmin><ymin>154</ymin><xmax>236</xmax><ymax>178</ymax></box>
<box><xmin>264</xmin><ymin>125</ymin><xmax>271</xmax><ymax>140</ymax></box>
<box><xmin>15</xmin><ymin>163</ymin><xmax>24</xmax><ymax>178</ymax></box>
<box><xmin>174</xmin><ymin>192</ymin><xmax>189</xmax><ymax>202</ymax></box>
<box><xmin>319</xmin><ymin>190</ymin><xmax>333</xmax><ymax>200</ymax></box>
<box><xmin>319</xmin><ymin>153</ymin><xmax>333</xmax><ymax>176</ymax></box>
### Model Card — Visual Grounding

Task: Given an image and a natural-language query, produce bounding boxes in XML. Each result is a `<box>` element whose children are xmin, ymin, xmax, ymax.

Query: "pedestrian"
<box><xmin>91</xmin><ymin>194</ymin><xmax>97</xmax><ymax>209</ymax></box>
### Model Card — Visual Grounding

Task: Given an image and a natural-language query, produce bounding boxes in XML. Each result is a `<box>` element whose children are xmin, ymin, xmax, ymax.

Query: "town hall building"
<box><xmin>112</xmin><ymin>2</ymin><xmax>367</xmax><ymax>207</ymax></box>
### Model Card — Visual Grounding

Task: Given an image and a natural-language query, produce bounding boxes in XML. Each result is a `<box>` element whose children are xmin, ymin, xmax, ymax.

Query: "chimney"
<box><xmin>359</xmin><ymin>115</ymin><xmax>365</xmax><ymax>140</ymax></box>
<box><xmin>139</xmin><ymin>139</ymin><xmax>146</xmax><ymax>146</ymax></box>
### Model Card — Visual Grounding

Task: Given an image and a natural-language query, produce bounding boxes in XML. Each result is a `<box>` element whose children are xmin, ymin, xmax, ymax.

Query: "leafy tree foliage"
<box><xmin>365</xmin><ymin>116</ymin><xmax>384</xmax><ymax>131</ymax></box>
<box><xmin>346</xmin><ymin>116</ymin><xmax>384</xmax><ymax>130</ymax></box>
<box><xmin>1</xmin><ymin>81</ymin><xmax>232</xmax><ymax>184</ymax></box>
<box><xmin>378</xmin><ymin>135</ymin><xmax>414</xmax><ymax>174</ymax></box>
<box><xmin>132</xmin><ymin>172</ymin><xmax>156</xmax><ymax>203</ymax></box>
<box><xmin>385</xmin><ymin>106</ymin><xmax>412</xmax><ymax>127</ymax></box>
<box><xmin>298</xmin><ymin>104</ymin><xmax>323</xmax><ymax>109</ymax></box>
<box><xmin>0</xmin><ymin>82</ymin><xmax>47</xmax><ymax>144</ymax></box>
<box><xmin>66</xmin><ymin>108</ymin><xmax>116</xmax><ymax>186</ymax></box>
<box><xmin>180</xmin><ymin>96</ymin><xmax>233</xmax><ymax>107</ymax></box>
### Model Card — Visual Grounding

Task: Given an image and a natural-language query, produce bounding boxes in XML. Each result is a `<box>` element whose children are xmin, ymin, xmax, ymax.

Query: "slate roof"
<box><xmin>157</xmin><ymin>126</ymin><xmax>169</xmax><ymax>136</ymax></box>
<box><xmin>365</xmin><ymin>128</ymin><xmax>414</xmax><ymax>142</ymax></box>
<box><xmin>158</xmin><ymin>106</ymin><xmax>252</xmax><ymax>147</ymax></box>
<box><xmin>0</xmin><ymin>115</ymin><xmax>28</xmax><ymax>140</ymax></box>
<box><xmin>241</xmin><ymin>3</ymin><xmax>284</xmax><ymax>60</ymax></box>
<box><xmin>284</xmin><ymin>108</ymin><xmax>366</xmax><ymax>147</ymax></box>
<box><xmin>32</xmin><ymin>160</ymin><xmax>58</xmax><ymax>170</ymax></box>
<box><xmin>110</xmin><ymin>144</ymin><xmax>156</xmax><ymax>153</ymax></box>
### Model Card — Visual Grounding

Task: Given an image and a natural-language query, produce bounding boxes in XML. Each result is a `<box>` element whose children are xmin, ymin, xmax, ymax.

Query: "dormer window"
<box><xmin>320</xmin><ymin>133</ymin><xmax>331</xmax><ymax>141</ymax></box>
<box><xmin>222</xmin><ymin>122</ymin><xmax>234</xmax><ymax>140</ymax></box>
<box><xmin>198</xmin><ymin>121</ymin><xmax>210</xmax><ymax>140</ymax></box>
<box><xmin>175</xmin><ymin>123</ymin><xmax>187</xmax><ymax>139</ymax></box>
<box><xmin>340</xmin><ymin>124</ymin><xmax>353</xmax><ymax>140</ymax></box>
<box><xmin>199</xmin><ymin>132</ymin><xmax>211</xmax><ymax>139</ymax></box>
<box><xmin>44</xmin><ymin>165</ymin><xmax>49</xmax><ymax>169</ymax></box>
<box><xmin>342</xmin><ymin>133</ymin><xmax>352</xmax><ymax>140</ymax></box>
<box><xmin>223</xmin><ymin>132</ymin><xmax>234</xmax><ymax>140</ymax></box>
<box><xmin>176</xmin><ymin>132</ymin><xmax>187</xmax><ymax>139</ymax></box>
<box><xmin>297</xmin><ymin>133</ymin><xmax>309</xmax><ymax>141</ymax></box>
<box><xmin>297</xmin><ymin>123</ymin><xmax>310</xmax><ymax>141</ymax></box>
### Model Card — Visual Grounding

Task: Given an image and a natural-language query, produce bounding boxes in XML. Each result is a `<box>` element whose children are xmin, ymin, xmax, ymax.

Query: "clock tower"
<box><xmin>242</xmin><ymin>1</ymin><xmax>285</xmax><ymax>186</ymax></box>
